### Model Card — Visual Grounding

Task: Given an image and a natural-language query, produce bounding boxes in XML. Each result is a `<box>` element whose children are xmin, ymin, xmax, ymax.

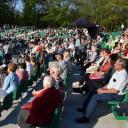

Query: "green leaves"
<box><xmin>0</xmin><ymin>0</ymin><xmax>128</xmax><ymax>30</ymax></box>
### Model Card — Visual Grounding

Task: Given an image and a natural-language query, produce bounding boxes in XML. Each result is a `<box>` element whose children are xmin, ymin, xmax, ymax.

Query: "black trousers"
<box><xmin>81</xmin><ymin>62</ymin><xmax>92</xmax><ymax>75</ymax></box>
<box><xmin>17</xmin><ymin>109</ymin><xmax>32</xmax><ymax>128</ymax></box>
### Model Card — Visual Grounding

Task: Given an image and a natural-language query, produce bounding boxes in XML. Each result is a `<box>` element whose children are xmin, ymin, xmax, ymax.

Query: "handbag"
<box><xmin>89</xmin><ymin>71</ymin><xmax>103</xmax><ymax>80</ymax></box>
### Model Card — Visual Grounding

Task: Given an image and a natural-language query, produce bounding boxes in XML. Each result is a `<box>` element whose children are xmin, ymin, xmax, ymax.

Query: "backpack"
<box><xmin>115</xmin><ymin>102</ymin><xmax>128</xmax><ymax>116</ymax></box>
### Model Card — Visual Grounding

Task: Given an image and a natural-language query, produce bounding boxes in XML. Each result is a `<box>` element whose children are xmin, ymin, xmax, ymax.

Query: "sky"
<box><xmin>15</xmin><ymin>0</ymin><xmax>23</xmax><ymax>11</ymax></box>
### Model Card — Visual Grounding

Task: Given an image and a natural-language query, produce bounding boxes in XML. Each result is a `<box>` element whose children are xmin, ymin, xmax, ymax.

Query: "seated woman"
<box><xmin>63</xmin><ymin>50</ymin><xmax>72</xmax><ymax>74</ymax></box>
<box><xmin>31</xmin><ymin>56</ymin><xmax>37</xmax><ymax>73</ymax></box>
<box><xmin>49</xmin><ymin>62</ymin><xmax>63</xmax><ymax>90</ymax></box>
<box><xmin>16</xmin><ymin>63</ymin><xmax>29</xmax><ymax>82</ymax></box>
<box><xmin>17</xmin><ymin>76</ymin><xmax>61</xmax><ymax>128</ymax></box>
<box><xmin>31</xmin><ymin>56</ymin><xmax>40</xmax><ymax>78</ymax></box>
<box><xmin>86</xmin><ymin>49</ymin><xmax>105</xmax><ymax>74</ymax></box>
<box><xmin>73</xmin><ymin>48</ymin><xmax>111</xmax><ymax>88</ymax></box>
<box><xmin>2</xmin><ymin>63</ymin><xmax>20</xmax><ymax>94</ymax></box>
<box><xmin>81</xmin><ymin>45</ymin><xmax>98</xmax><ymax>74</ymax></box>
<box><xmin>54</xmin><ymin>52</ymin><xmax>68</xmax><ymax>80</ymax></box>
<box><xmin>88</xmin><ymin>53</ymin><xmax>115</xmax><ymax>80</ymax></box>
<box><xmin>112</xmin><ymin>42</ymin><xmax>122</xmax><ymax>54</ymax></box>
<box><xmin>81</xmin><ymin>54</ymin><xmax>118</xmax><ymax>94</ymax></box>
<box><xmin>73</xmin><ymin>53</ymin><xmax>118</xmax><ymax>93</ymax></box>
<box><xmin>16</xmin><ymin>63</ymin><xmax>29</xmax><ymax>94</ymax></box>
<box><xmin>24</xmin><ymin>55</ymin><xmax>34</xmax><ymax>79</ymax></box>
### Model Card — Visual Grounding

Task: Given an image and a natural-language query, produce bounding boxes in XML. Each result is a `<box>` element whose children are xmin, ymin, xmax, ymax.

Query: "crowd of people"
<box><xmin>0</xmin><ymin>26</ymin><xmax>128</xmax><ymax>127</ymax></box>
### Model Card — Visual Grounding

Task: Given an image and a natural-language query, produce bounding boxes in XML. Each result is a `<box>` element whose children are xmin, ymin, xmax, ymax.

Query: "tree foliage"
<box><xmin>0</xmin><ymin>0</ymin><xmax>128</xmax><ymax>31</ymax></box>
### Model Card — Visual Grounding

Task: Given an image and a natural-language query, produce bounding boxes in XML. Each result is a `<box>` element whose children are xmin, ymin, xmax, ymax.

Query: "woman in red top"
<box><xmin>17</xmin><ymin>76</ymin><xmax>61</xmax><ymax>128</ymax></box>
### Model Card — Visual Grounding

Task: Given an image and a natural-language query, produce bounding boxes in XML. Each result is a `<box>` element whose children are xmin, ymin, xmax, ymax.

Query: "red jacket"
<box><xmin>21</xmin><ymin>88</ymin><xmax>61</xmax><ymax>126</ymax></box>
<box><xmin>99</xmin><ymin>62</ymin><xmax>113</xmax><ymax>73</ymax></box>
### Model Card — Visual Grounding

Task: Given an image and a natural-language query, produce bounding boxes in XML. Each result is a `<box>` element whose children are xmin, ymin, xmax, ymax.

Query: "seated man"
<box><xmin>2</xmin><ymin>63</ymin><xmax>20</xmax><ymax>95</ymax></box>
<box><xmin>17</xmin><ymin>76</ymin><xmax>61</xmax><ymax>128</ymax></box>
<box><xmin>75</xmin><ymin>58</ymin><xmax>128</xmax><ymax>123</ymax></box>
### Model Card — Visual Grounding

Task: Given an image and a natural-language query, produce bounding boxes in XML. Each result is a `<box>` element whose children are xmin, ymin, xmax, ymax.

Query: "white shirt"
<box><xmin>107</xmin><ymin>69</ymin><xmax>128</xmax><ymax>95</ymax></box>
<box><xmin>68</xmin><ymin>43</ymin><xmax>75</xmax><ymax>50</ymax></box>
<box><xmin>3</xmin><ymin>45</ymin><xmax>9</xmax><ymax>54</ymax></box>
<box><xmin>75</xmin><ymin>39</ymin><xmax>80</xmax><ymax>47</ymax></box>
<box><xmin>26</xmin><ymin>62</ymin><xmax>34</xmax><ymax>78</ymax></box>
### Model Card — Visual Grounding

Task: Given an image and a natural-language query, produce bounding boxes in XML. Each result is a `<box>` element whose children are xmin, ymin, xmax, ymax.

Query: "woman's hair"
<box><xmin>31</xmin><ymin>56</ymin><xmax>36</xmax><ymax>63</ymax></box>
<box><xmin>109</xmin><ymin>54</ymin><xmax>119</xmax><ymax>63</ymax></box>
<box><xmin>24</xmin><ymin>55</ymin><xmax>30</xmax><ymax>62</ymax></box>
<box><xmin>8</xmin><ymin>63</ymin><xmax>17</xmax><ymax>72</ymax></box>
<box><xmin>125</xmin><ymin>44</ymin><xmax>128</xmax><ymax>51</ymax></box>
<box><xmin>91</xmin><ymin>45</ymin><xmax>97</xmax><ymax>52</ymax></box>
<box><xmin>20</xmin><ymin>63</ymin><xmax>26</xmax><ymax>69</ymax></box>
<box><xmin>103</xmin><ymin>48</ymin><xmax>111</xmax><ymax>55</ymax></box>
<box><xmin>49</xmin><ymin>62</ymin><xmax>62</xmax><ymax>74</ymax></box>
<box><xmin>43</xmin><ymin>75</ymin><xmax>55</xmax><ymax>88</ymax></box>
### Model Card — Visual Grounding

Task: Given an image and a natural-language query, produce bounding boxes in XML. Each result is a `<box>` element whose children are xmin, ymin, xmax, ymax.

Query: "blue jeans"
<box><xmin>84</xmin><ymin>93</ymin><xmax>124</xmax><ymax>118</ymax></box>
<box><xmin>83</xmin><ymin>80</ymin><xmax>103</xmax><ymax>114</ymax></box>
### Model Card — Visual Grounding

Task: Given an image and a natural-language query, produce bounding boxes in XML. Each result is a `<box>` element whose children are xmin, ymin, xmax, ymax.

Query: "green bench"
<box><xmin>63</xmin><ymin>73</ymin><xmax>68</xmax><ymax>89</ymax></box>
<box><xmin>108</xmin><ymin>90</ymin><xmax>128</xmax><ymax>127</ymax></box>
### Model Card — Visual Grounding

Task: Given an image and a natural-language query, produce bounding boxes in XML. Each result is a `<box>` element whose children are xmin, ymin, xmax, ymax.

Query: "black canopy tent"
<box><xmin>71</xmin><ymin>17</ymin><xmax>96</xmax><ymax>28</ymax></box>
<box><xmin>71</xmin><ymin>17</ymin><xmax>99</xmax><ymax>38</ymax></box>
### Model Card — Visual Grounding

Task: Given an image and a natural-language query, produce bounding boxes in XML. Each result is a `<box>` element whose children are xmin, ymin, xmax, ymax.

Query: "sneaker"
<box><xmin>72</xmin><ymin>88</ymin><xmax>83</xmax><ymax>94</ymax></box>
<box><xmin>76</xmin><ymin>107</ymin><xmax>84</xmax><ymax>112</ymax></box>
<box><xmin>75</xmin><ymin>116</ymin><xmax>89</xmax><ymax>123</ymax></box>
<box><xmin>72</xmin><ymin>82</ymin><xmax>80</xmax><ymax>88</ymax></box>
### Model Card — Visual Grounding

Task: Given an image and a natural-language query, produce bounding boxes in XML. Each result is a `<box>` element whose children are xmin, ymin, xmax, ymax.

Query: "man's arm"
<box><xmin>97</xmin><ymin>88</ymin><xmax>118</xmax><ymax>94</ymax></box>
<box><xmin>102</xmin><ymin>88</ymin><xmax>118</xmax><ymax>94</ymax></box>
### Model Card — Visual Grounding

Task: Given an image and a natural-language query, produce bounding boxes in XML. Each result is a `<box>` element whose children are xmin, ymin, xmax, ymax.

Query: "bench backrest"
<box><xmin>123</xmin><ymin>90</ymin><xmax>128</xmax><ymax>102</ymax></box>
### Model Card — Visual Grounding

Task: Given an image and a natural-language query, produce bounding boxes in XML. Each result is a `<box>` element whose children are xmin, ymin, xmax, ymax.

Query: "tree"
<box><xmin>1</xmin><ymin>0</ymin><xmax>128</xmax><ymax>30</ymax></box>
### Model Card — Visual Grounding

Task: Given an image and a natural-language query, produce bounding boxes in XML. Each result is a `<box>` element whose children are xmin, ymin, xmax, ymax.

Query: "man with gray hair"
<box><xmin>43</xmin><ymin>75</ymin><xmax>55</xmax><ymax>88</ymax></box>
<box><xmin>75</xmin><ymin>58</ymin><xmax>128</xmax><ymax>123</ymax></box>
<box><xmin>32</xmin><ymin>75</ymin><xmax>56</xmax><ymax>96</ymax></box>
